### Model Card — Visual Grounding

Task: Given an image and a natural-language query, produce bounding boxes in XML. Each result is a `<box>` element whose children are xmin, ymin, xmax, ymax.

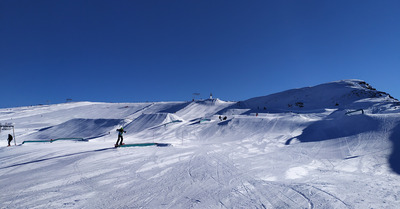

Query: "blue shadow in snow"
<box><xmin>286</xmin><ymin>113</ymin><xmax>380</xmax><ymax>145</ymax></box>
<box><xmin>38</xmin><ymin>126</ymin><xmax>53</xmax><ymax>131</ymax></box>
<box><xmin>218</xmin><ymin>119</ymin><xmax>232</xmax><ymax>126</ymax></box>
<box><xmin>160</xmin><ymin>102</ymin><xmax>190</xmax><ymax>113</ymax></box>
<box><xmin>389</xmin><ymin>123</ymin><xmax>400</xmax><ymax>174</ymax></box>
<box><xmin>34</xmin><ymin>118</ymin><xmax>124</xmax><ymax>139</ymax></box>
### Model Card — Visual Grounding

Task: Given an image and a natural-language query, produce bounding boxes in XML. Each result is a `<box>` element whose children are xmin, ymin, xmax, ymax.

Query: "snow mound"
<box><xmin>124</xmin><ymin>113</ymin><xmax>183</xmax><ymax>133</ymax></box>
<box><xmin>177</xmin><ymin>99</ymin><xmax>234</xmax><ymax>120</ymax></box>
<box><xmin>26</xmin><ymin>118</ymin><xmax>125</xmax><ymax>140</ymax></box>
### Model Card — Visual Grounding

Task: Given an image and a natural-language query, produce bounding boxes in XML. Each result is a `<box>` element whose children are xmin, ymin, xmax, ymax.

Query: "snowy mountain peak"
<box><xmin>239</xmin><ymin>79</ymin><xmax>398</xmax><ymax>113</ymax></box>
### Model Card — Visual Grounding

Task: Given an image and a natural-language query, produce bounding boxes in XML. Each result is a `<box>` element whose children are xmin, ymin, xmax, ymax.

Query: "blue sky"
<box><xmin>1</xmin><ymin>0</ymin><xmax>399</xmax><ymax>108</ymax></box>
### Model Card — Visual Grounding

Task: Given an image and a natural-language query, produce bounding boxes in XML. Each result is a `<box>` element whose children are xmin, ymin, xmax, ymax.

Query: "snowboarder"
<box><xmin>7</xmin><ymin>134</ymin><xmax>13</xmax><ymax>147</ymax></box>
<box><xmin>115</xmin><ymin>127</ymin><xmax>126</xmax><ymax>147</ymax></box>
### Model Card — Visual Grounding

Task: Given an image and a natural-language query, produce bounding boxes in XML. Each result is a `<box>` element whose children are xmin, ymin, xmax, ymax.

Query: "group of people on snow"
<box><xmin>219</xmin><ymin>116</ymin><xmax>228</xmax><ymax>121</ymax></box>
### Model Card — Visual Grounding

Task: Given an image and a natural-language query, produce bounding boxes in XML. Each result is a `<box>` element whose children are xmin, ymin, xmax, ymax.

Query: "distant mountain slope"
<box><xmin>236</xmin><ymin>79</ymin><xmax>398</xmax><ymax>113</ymax></box>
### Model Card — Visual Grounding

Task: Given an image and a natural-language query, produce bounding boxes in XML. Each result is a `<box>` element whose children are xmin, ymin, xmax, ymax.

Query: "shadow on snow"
<box><xmin>286</xmin><ymin>113</ymin><xmax>380</xmax><ymax>145</ymax></box>
<box><xmin>389</xmin><ymin>122</ymin><xmax>400</xmax><ymax>174</ymax></box>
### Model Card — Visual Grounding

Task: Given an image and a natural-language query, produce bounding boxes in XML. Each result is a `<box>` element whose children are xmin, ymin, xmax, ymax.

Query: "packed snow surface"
<box><xmin>1</xmin><ymin>80</ymin><xmax>400</xmax><ymax>208</ymax></box>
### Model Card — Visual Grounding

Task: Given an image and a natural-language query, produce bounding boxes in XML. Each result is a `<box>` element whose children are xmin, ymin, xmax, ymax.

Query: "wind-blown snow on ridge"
<box><xmin>1</xmin><ymin>79</ymin><xmax>400</xmax><ymax>208</ymax></box>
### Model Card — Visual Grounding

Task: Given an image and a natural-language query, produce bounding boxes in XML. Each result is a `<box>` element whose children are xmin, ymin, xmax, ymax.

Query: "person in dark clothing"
<box><xmin>115</xmin><ymin>127</ymin><xmax>126</xmax><ymax>147</ymax></box>
<box><xmin>7</xmin><ymin>134</ymin><xmax>13</xmax><ymax>146</ymax></box>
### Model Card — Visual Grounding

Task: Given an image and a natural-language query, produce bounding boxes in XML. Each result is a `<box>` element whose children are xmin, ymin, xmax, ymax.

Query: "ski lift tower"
<box><xmin>0</xmin><ymin>123</ymin><xmax>16</xmax><ymax>146</ymax></box>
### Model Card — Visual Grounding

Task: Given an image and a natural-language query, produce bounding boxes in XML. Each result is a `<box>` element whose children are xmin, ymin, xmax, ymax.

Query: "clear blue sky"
<box><xmin>1</xmin><ymin>0</ymin><xmax>399</xmax><ymax>108</ymax></box>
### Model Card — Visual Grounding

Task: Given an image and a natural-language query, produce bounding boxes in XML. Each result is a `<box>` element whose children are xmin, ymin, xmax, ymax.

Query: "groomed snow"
<box><xmin>1</xmin><ymin>80</ymin><xmax>400</xmax><ymax>208</ymax></box>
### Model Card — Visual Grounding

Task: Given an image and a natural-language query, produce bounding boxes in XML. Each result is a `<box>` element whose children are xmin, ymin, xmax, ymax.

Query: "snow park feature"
<box><xmin>115</xmin><ymin>143</ymin><xmax>171</xmax><ymax>147</ymax></box>
<box><xmin>22</xmin><ymin>138</ymin><xmax>86</xmax><ymax>144</ymax></box>
<box><xmin>1</xmin><ymin>79</ymin><xmax>400</xmax><ymax>208</ymax></box>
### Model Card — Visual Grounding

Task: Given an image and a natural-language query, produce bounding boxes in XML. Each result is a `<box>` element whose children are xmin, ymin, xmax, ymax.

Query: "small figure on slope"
<box><xmin>7</xmin><ymin>134</ymin><xmax>13</xmax><ymax>147</ymax></box>
<box><xmin>115</xmin><ymin>127</ymin><xmax>126</xmax><ymax>147</ymax></box>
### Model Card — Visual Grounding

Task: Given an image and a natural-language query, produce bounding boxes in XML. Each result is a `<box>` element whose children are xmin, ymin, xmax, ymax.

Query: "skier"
<box><xmin>115</xmin><ymin>127</ymin><xmax>126</xmax><ymax>147</ymax></box>
<box><xmin>7</xmin><ymin>134</ymin><xmax>13</xmax><ymax>147</ymax></box>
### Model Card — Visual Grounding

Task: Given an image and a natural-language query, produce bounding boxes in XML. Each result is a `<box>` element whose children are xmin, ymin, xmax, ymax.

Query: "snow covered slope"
<box><xmin>238</xmin><ymin>79</ymin><xmax>398</xmax><ymax>113</ymax></box>
<box><xmin>1</xmin><ymin>79</ymin><xmax>400</xmax><ymax>208</ymax></box>
<box><xmin>124</xmin><ymin>113</ymin><xmax>183</xmax><ymax>133</ymax></box>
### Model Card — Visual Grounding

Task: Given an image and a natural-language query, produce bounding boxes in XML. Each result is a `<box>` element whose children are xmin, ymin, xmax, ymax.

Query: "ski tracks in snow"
<box><xmin>156</xmin><ymin>147</ymin><xmax>350</xmax><ymax>209</ymax></box>
<box><xmin>0</xmin><ymin>143</ymin><xmax>352</xmax><ymax>208</ymax></box>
